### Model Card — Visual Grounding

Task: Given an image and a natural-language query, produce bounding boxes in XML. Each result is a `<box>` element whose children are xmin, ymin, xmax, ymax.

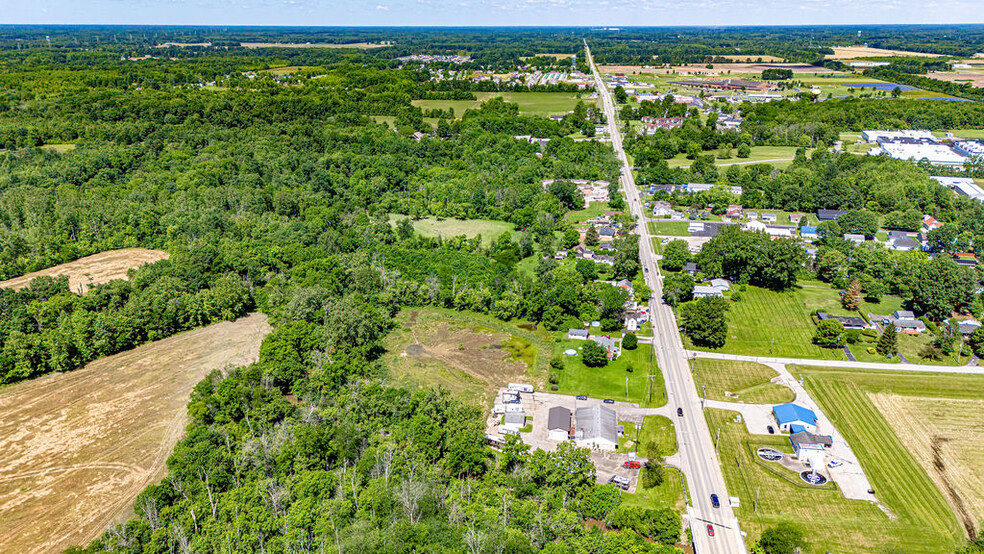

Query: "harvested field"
<box><xmin>829</xmin><ymin>46</ymin><xmax>943</xmax><ymax>59</ymax></box>
<box><xmin>0</xmin><ymin>313</ymin><xmax>271</xmax><ymax>554</ymax></box>
<box><xmin>869</xmin><ymin>393</ymin><xmax>984</xmax><ymax>538</ymax></box>
<box><xmin>383</xmin><ymin>308</ymin><xmax>547</xmax><ymax>406</ymax></box>
<box><xmin>600</xmin><ymin>63</ymin><xmax>833</xmax><ymax>75</ymax></box>
<box><xmin>0</xmin><ymin>248</ymin><xmax>169</xmax><ymax>294</ymax></box>
<box><xmin>928</xmin><ymin>72</ymin><xmax>984</xmax><ymax>88</ymax></box>
<box><xmin>241</xmin><ymin>42</ymin><xmax>390</xmax><ymax>49</ymax></box>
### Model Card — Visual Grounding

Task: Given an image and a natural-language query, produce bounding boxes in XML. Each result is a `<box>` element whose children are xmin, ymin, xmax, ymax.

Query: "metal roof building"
<box><xmin>574</xmin><ymin>405</ymin><xmax>619</xmax><ymax>451</ymax></box>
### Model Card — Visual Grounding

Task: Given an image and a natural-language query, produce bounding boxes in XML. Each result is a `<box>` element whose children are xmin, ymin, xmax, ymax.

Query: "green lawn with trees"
<box><xmin>553</xmin><ymin>341</ymin><xmax>667</xmax><ymax>406</ymax></box>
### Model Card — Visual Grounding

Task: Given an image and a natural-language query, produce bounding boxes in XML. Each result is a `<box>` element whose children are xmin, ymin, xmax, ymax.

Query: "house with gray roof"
<box><xmin>574</xmin><ymin>405</ymin><xmax>619</xmax><ymax>451</ymax></box>
<box><xmin>547</xmin><ymin>406</ymin><xmax>572</xmax><ymax>441</ymax></box>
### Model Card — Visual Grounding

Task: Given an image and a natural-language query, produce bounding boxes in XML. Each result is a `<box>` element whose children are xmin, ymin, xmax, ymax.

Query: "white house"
<box><xmin>709</xmin><ymin>278</ymin><xmax>731</xmax><ymax>291</ymax></box>
<box><xmin>693</xmin><ymin>285</ymin><xmax>723</xmax><ymax>298</ymax></box>
<box><xmin>844</xmin><ymin>233</ymin><xmax>865</xmax><ymax>244</ymax></box>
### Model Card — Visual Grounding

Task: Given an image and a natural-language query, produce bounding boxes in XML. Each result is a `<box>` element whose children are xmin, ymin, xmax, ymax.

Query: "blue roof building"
<box><xmin>800</xmin><ymin>226</ymin><xmax>818</xmax><ymax>239</ymax></box>
<box><xmin>772</xmin><ymin>403</ymin><xmax>818</xmax><ymax>433</ymax></box>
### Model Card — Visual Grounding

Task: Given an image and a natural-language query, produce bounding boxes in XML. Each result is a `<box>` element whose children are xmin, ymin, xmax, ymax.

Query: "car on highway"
<box><xmin>623</xmin><ymin>460</ymin><xmax>642</xmax><ymax>469</ymax></box>
<box><xmin>603</xmin><ymin>398</ymin><xmax>615</xmax><ymax>404</ymax></box>
<box><xmin>576</xmin><ymin>395</ymin><xmax>587</xmax><ymax>400</ymax></box>
<box><xmin>710</xmin><ymin>494</ymin><xmax>720</xmax><ymax>508</ymax></box>
<box><xmin>767</xmin><ymin>425</ymin><xmax>775</xmax><ymax>434</ymax></box>
<box><xmin>706</xmin><ymin>524</ymin><xmax>714</xmax><ymax>537</ymax></box>
<box><xmin>677</xmin><ymin>407</ymin><xmax>683</xmax><ymax>417</ymax></box>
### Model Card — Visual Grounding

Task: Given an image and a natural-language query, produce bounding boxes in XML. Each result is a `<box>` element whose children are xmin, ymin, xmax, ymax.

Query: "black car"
<box><xmin>576</xmin><ymin>395</ymin><xmax>587</xmax><ymax>400</ymax></box>
<box><xmin>677</xmin><ymin>407</ymin><xmax>684</xmax><ymax>417</ymax></box>
<box><xmin>767</xmin><ymin>425</ymin><xmax>775</xmax><ymax>434</ymax></box>
<box><xmin>710</xmin><ymin>494</ymin><xmax>720</xmax><ymax>508</ymax></box>
<box><xmin>603</xmin><ymin>398</ymin><xmax>615</xmax><ymax>404</ymax></box>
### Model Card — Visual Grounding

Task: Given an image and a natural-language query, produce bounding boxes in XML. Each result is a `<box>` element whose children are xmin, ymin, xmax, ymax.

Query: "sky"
<box><xmin>2</xmin><ymin>0</ymin><xmax>983</xmax><ymax>27</ymax></box>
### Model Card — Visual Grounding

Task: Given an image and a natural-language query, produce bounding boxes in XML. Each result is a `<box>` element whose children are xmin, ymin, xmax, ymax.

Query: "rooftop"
<box><xmin>575</xmin><ymin>405</ymin><xmax>618</xmax><ymax>444</ymax></box>
<box><xmin>773</xmin><ymin>403</ymin><xmax>817</xmax><ymax>426</ymax></box>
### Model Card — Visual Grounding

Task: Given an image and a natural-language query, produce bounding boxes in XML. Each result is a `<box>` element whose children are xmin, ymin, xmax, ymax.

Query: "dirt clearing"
<box><xmin>0</xmin><ymin>313</ymin><xmax>271</xmax><ymax>553</ymax></box>
<box><xmin>869</xmin><ymin>393</ymin><xmax>984</xmax><ymax>538</ymax></box>
<box><xmin>0</xmin><ymin>248</ymin><xmax>169</xmax><ymax>294</ymax></box>
<box><xmin>829</xmin><ymin>46</ymin><xmax>943</xmax><ymax>59</ymax></box>
<box><xmin>928</xmin><ymin>72</ymin><xmax>984</xmax><ymax>88</ymax></box>
<box><xmin>383</xmin><ymin>309</ymin><xmax>542</xmax><ymax>406</ymax></box>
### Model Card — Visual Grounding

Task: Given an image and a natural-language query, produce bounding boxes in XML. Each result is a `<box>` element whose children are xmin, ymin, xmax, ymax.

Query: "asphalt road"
<box><xmin>585</xmin><ymin>43</ymin><xmax>748</xmax><ymax>554</ymax></box>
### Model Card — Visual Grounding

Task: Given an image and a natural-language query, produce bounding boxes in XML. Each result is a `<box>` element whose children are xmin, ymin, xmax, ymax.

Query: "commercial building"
<box><xmin>955</xmin><ymin>141</ymin><xmax>984</xmax><ymax>161</ymax></box>
<box><xmin>547</xmin><ymin>406</ymin><xmax>572</xmax><ymax>441</ymax></box>
<box><xmin>772</xmin><ymin>403</ymin><xmax>819</xmax><ymax>434</ymax></box>
<box><xmin>873</xmin><ymin>143</ymin><xmax>968</xmax><ymax>166</ymax></box>
<box><xmin>573</xmin><ymin>405</ymin><xmax>619</xmax><ymax>451</ymax></box>
<box><xmin>861</xmin><ymin>130</ymin><xmax>939</xmax><ymax>144</ymax></box>
<box><xmin>670</xmin><ymin>79</ymin><xmax>777</xmax><ymax>93</ymax></box>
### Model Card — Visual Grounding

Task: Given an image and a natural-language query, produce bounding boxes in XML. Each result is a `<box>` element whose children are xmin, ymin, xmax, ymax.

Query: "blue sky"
<box><xmin>2</xmin><ymin>0</ymin><xmax>983</xmax><ymax>26</ymax></box>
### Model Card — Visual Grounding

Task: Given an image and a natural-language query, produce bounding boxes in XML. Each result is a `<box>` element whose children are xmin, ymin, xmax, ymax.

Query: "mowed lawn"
<box><xmin>691</xmin><ymin>358</ymin><xmax>795</xmax><ymax>404</ymax></box>
<box><xmin>707</xmin><ymin>406</ymin><xmax>954</xmax><ymax>553</ymax></box>
<box><xmin>666</xmin><ymin>146</ymin><xmax>804</xmax><ymax>168</ymax></box>
<box><xmin>554</xmin><ymin>341</ymin><xmax>667</xmax><ymax>407</ymax></box>
<box><xmin>650</xmin><ymin>220</ymin><xmax>690</xmax><ymax>236</ymax></box>
<box><xmin>388</xmin><ymin>214</ymin><xmax>518</xmax><ymax>245</ymax></box>
<box><xmin>413</xmin><ymin>91</ymin><xmax>596</xmax><ymax>118</ymax></box>
<box><xmin>792</xmin><ymin>366</ymin><xmax>977</xmax><ymax>551</ymax></box>
<box><xmin>686</xmin><ymin>281</ymin><xmax>909</xmax><ymax>360</ymax></box>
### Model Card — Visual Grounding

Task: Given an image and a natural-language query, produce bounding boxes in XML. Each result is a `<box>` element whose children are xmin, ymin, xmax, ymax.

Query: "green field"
<box><xmin>412</xmin><ymin>91</ymin><xmax>596</xmax><ymax>118</ymax></box>
<box><xmin>790</xmin><ymin>366</ymin><xmax>983</xmax><ymax>551</ymax></box>
<box><xmin>934</xmin><ymin>129</ymin><xmax>984</xmax><ymax>139</ymax></box>
<box><xmin>388</xmin><ymin>214</ymin><xmax>517</xmax><ymax>245</ymax></box>
<box><xmin>554</xmin><ymin>341</ymin><xmax>666</xmax><ymax>407</ymax></box>
<box><xmin>619</xmin><ymin>415</ymin><xmax>678</xmax><ymax>457</ymax></box>
<box><xmin>665</xmin><ymin>146</ymin><xmax>804</xmax><ymax>169</ymax></box>
<box><xmin>622</xmin><ymin>466</ymin><xmax>687</xmax><ymax>514</ymax></box>
<box><xmin>650</xmin><ymin>221</ymin><xmax>690</xmax><ymax>236</ymax></box>
<box><xmin>685</xmin><ymin>281</ymin><xmax>910</xmax><ymax>360</ymax></box>
<box><xmin>691</xmin><ymin>358</ymin><xmax>795</xmax><ymax>404</ymax></box>
<box><xmin>566</xmin><ymin>201</ymin><xmax>612</xmax><ymax>223</ymax></box>
<box><xmin>707</xmin><ymin>404</ymin><xmax>956</xmax><ymax>553</ymax></box>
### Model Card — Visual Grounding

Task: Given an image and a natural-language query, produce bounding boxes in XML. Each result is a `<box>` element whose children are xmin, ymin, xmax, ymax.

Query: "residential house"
<box><xmin>624</xmin><ymin>311</ymin><xmax>648</xmax><ymax>332</ymax></box>
<box><xmin>616</xmin><ymin>279</ymin><xmax>634</xmax><ymax>294</ymax></box>
<box><xmin>790</xmin><ymin>430</ymin><xmax>832</xmax><ymax>468</ymax></box>
<box><xmin>894</xmin><ymin>310</ymin><xmax>915</xmax><ymax>320</ymax></box>
<box><xmin>761</xmin><ymin>212</ymin><xmax>778</xmax><ymax>223</ymax></box>
<box><xmin>895</xmin><ymin>319</ymin><xmax>927</xmax><ymax>334</ymax></box>
<box><xmin>766</xmin><ymin>226</ymin><xmax>794</xmax><ymax>238</ymax></box>
<box><xmin>922</xmin><ymin>215</ymin><xmax>944</xmax><ymax>232</ymax></box>
<box><xmin>843</xmin><ymin>233</ymin><xmax>865</xmax><ymax>245</ymax></box>
<box><xmin>789</xmin><ymin>213</ymin><xmax>805</xmax><ymax>224</ymax></box>
<box><xmin>683</xmin><ymin>262</ymin><xmax>700</xmax><ymax>276</ymax></box>
<box><xmin>693</xmin><ymin>285</ymin><xmax>724</xmax><ymax>298</ymax></box>
<box><xmin>568</xmin><ymin>328</ymin><xmax>589</xmax><ymax>340</ymax></box>
<box><xmin>817</xmin><ymin>209</ymin><xmax>847</xmax><ymax>222</ymax></box>
<box><xmin>653</xmin><ymin>201</ymin><xmax>675</xmax><ymax>217</ymax></box>
<box><xmin>591</xmin><ymin>335</ymin><xmax>621</xmax><ymax>359</ymax></box>
<box><xmin>573</xmin><ymin>405</ymin><xmax>619</xmax><ymax>451</ymax></box>
<box><xmin>726</xmin><ymin>205</ymin><xmax>743</xmax><ymax>218</ymax></box>
<box><xmin>746</xmin><ymin>211</ymin><xmax>759</xmax><ymax>221</ymax></box>
<box><xmin>800</xmin><ymin>226</ymin><xmax>818</xmax><ymax>241</ymax></box>
<box><xmin>709</xmin><ymin>278</ymin><xmax>731</xmax><ymax>291</ymax></box>
<box><xmin>957</xmin><ymin>320</ymin><xmax>983</xmax><ymax>335</ymax></box>
<box><xmin>772</xmin><ymin>403</ymin><xmax>819</xmax><ymax>434</ymax></box>
<box><xmin>817</xmin><ymin>311</ymin><xmax>870</xmax><ymax>330</ymax></box>
<box><xmin>598</xmin><ymin>227</ymin><xmax>618</xmax><ymax>240</ymax></box>
<box><xmin>554</xmin><ymin>249</ymin><xmax>568</xmax><ymax>260</ymax></box>
<box><xmin>547</xmin><ymin>407</ymin><xmax>572</xmax><ymax>441</ymax></box>
<box><xmin>888</xmin><ymin>235</ymin><xmax>919</xmax><ymax>251</ymax></box>
<box><xmin>594</xmin><ymin>255</ymin><xmax>615</xmax><ymax>266</ymax></box>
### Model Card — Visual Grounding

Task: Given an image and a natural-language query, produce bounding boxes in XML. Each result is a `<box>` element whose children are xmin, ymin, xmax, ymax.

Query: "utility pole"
<box><xmin>625</xmin><ymin>376</ymin><xmax>629</xmax><ymax>400</ymax></box>
<box><xmin>755</xmin><ymin>486</ymin><xmax>760</xmax><ymax>513</ymax></box>
<box><xmin>701</xmin><ymin>384</ymin><xmax>706</xmax><ymax>409</ymax></box>
<box><xmin>715</xmin><ymin>428</ymin><xmax>720</xmax><ymax>453</ymax></box>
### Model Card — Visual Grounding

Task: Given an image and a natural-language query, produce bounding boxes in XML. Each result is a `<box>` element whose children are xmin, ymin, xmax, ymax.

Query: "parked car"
<box><xmin>609</xmin><ymin>475</ymin><xmax>630</xmax><ymax>490</ymax></box>
<box><xmin>707</xmin><ymin>524</ymin><xmax>714</xmax><ymax>537</ymax></box>
<box><xmin>677</xmin><ymin>407</ymin><xmax>684</xmax><ymax>417</ymax></box>
<box><xmin>576</xmin><ymin>395</ymin><xmax>587</xmax><ymax>400</ymax></box>
<box><xmin>767</xmin><ymin>425</ymin><xmax>775</xmax><ymax>434</ymax></box>
<box><xmin>603</xmin><ymin>398</ymin><xmax>615</xmax><ymax>404</ymax></box>
<box><xmin>710</xmin><ymin>494</ymin><xmax>720</xmax><ymax>508</ymax></box>
<box><xmin>623</xmin><ymin>460</ymin><xmax>642</xmax><ymax>469</ymax></box>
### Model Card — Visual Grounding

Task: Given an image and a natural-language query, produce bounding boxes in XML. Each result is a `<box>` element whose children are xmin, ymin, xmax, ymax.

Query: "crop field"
<box><xmin>412</xmin><ymin>91</ymin><xmax>596</xmax><ymax>118</ymax></box>
<box><xmin>0</xmin><ymin>248</ymin><xmax>169</xmax><ymax>294</ymax></box>
<box><xmin>554</xmin><ymin>341</ymin><xmax>666</xmax><ymax>407</ymax></box>
<box><xmin>706</xmin><ymin>404</ymin><xmax>955</xmax><ymax>553</ymax></box>
<box><xmin>828</xmin><ymin>46</ymin><xmax>943</xmax><ymax>59</ymax></box>
<box><xmin>388</xmin><ymin>214</ymin><xmax>517</xmax><ymax>245</ymax></box>
<box><xmin>793</xmin><ymin>367</ymin><xmax>979</xmax><ymax>550</ymax></box>
<box><xmin>382</xmin><ymin>308</ymin><xmax>550</xmax><ymax>406</ymax></box>
<box><xmin>691</xmin><ymin>359</ymin><xmax>795</xmax><ymax>404</ymax></box>
<box><xmin>0</xmin><ymin>313</ymin><xmax>271</xmax><ymax>554</ymax></box>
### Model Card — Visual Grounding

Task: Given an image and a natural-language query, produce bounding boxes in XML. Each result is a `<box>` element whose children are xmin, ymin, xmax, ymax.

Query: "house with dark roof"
<box><xmin>682</xmin><ymin>262</ymin><xmax>700</xmax><ymax>275</ymax></box>
<box><xmin>547</xmin><ymin>406</ymin><xmax>572</xmax><ymax>441</ymax></box>
<box><xmin>568</xmin><ymin>328</ymin><xmax>589</xmax><ymax>340</ymax></box>
<box><xmin>817</xmin><ymin>312</ymin><xmax>870</xmax><ymax>330</ymax></box>
<box><xmin>817</xmin><ymin>209</ymin><xmax>847</xmax><ymax>221</ymax></box>
<box><xmin>790</xmin><ymin>430</ymin><xmax>833</xmax><ymax>468</ymax></box>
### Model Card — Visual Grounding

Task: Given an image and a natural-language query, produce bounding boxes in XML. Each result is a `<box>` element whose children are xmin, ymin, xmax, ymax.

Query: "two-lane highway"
<box><xmin>585</xmin><ymin>42</ymin><xmax>747</xmax><ymax>554</ymax></box>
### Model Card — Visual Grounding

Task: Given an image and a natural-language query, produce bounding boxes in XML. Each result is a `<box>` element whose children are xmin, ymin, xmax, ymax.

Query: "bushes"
<box><xmin>582</xmin><ymin>340</ymin><xmax>609</xmax><ymax>367</ymax></box>
<box><xmin>608</xmin><ymin>505</ymin><xmax>682</xmax><ymax>545</ymax></box>
<box><xmin>622</xmin><ymin>332</ymin><xmax>638</xmax><ymax>350</ymax></box>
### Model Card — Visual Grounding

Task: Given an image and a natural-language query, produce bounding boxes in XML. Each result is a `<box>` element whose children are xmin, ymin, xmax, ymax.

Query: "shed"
<box><xmin>547</xmin><ymin>406</ymin><xmax>572</xmax><ymax>441</ymax></box>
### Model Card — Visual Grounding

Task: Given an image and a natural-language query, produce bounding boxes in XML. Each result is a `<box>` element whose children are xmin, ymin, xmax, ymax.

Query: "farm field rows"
<box><xmin>691</xmin><ymin>358</ymin><xmax>795</xmax><ymax>404</ymax></box>
<box><xmin>795</xmin><ymin>367</ymin><xmax>979</xmax><ymax>550</ymax></box>
<box><xmin>0</xmin><ymin>313</ymin><xmax>271</xmax><ymax>554</ymax></box>
<box><xmin>0</xmin><ymin>248</ymin><xmax>169</xmax><ymax>294</ymax></box>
